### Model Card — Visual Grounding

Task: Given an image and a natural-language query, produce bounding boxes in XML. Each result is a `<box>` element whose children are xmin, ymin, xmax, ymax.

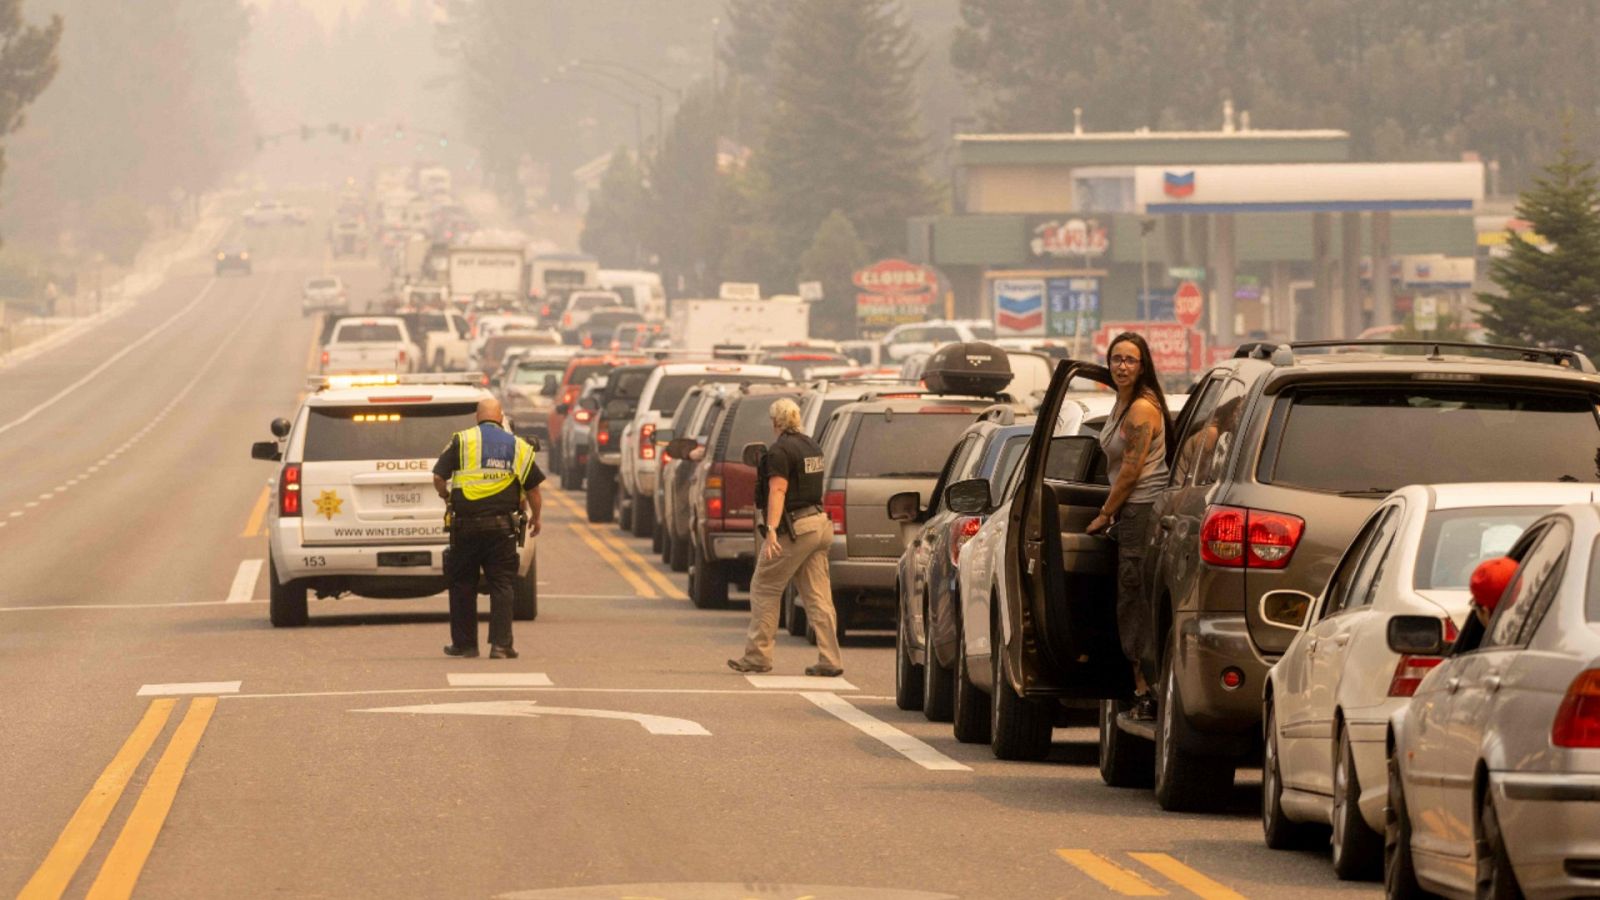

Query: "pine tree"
<box><xmin>756</xmin><ymin>0</ymin><xmax>934</xmax><ymax>283</ymax></box>
<box><xmin>798</xmin><ymin>210</ymin><xmax>869</xmax><ymax>339</ymax></box>
<box><xmin>1477</xmin><ymin>135</ymin><xmax>1600</xmax><ymax>352</ymax></box>
<box><xmin>579</xmin><ymin>149</ymin><xmax>649</xmax><ymax>268</ymax></box>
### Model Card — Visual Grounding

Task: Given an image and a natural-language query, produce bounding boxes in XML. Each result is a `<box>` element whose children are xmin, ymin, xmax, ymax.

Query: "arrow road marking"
<box><xmin>352</xmin><ymin>699</ymin><xmax>710</xmax><ymax>736</ymax></box>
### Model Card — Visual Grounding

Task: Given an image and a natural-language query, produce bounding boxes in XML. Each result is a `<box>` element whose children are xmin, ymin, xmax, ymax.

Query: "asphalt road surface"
<box><xmin>0</xmin><ymin>216</ymin><xmax>1377</xmax><ymax>899</ymax></box>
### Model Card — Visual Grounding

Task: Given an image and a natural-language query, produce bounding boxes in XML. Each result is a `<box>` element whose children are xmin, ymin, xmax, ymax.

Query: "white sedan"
<box><xmin>1261</xmin><ymin>482</ymin><xmax>1597</xmax><ymax>881</ymax></box>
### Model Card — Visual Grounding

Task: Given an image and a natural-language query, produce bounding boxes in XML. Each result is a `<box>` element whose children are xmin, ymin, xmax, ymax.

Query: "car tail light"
<box><xmin>562</xmin><ymin>314</ymin><xmax>573</xmax><ymax>329</ymax></box>
<box><xmin>706</xmin><ymin>470</ymin><xmax>724</xmax><ymax>519</ymax></box>
<box><xmin>575</xmin><ymin>408</ymin><xmax>593</xmax><ymax>424</ymax></box>
<box><xmin>640</xmin><ymin>423</ymin><xmax>656</xmax><ymax>460</ymax></box>
<box><xmin>1199</xmin><ymin>505</ymin><xmax>1304</xmax><ymax>569</ymax></box>
<box><xmin>824</xmin><ymin>490</ymin><xmax>846</xmax><ymax>535</ymax></box>
<box><xmin>279</xmin><ymin>463</ymin><xmax>301</xmax><ymax>517</ymax></box>
<box><xmin>1387</xmin><ymin>654</ymin><xmax>1444</xmax><ymax>698</ymax></box>
<box><xmin>950</xmin><ymin>515</ymin><xmax>982</xmax><ymax>564</ymax></box>
<box><xmin>582</xmin><ymin>335</ymin><xmax>593</xmax><ymax>348</ymax></box>
<box><xmin>1553</xmin><ymin>669</ymin><xmax>1600</xmax><ymax>748</ymax></box>
<box><xmin>597</xmin><ymin>427</ymin><xmax>610</xmax><ymax>447</ymax></box>
<box><xmin>541</xmin><ymin>304</ymin><xmax>551</xmax><ymax>317</ymax></box>
<box><xmin>397</xmin><ymin>349</ymin><xmax>407</xmax><ymax>365</ymax></box>
<box><xmin>320</xmin><ymin>350</ymin><xmax>329</xmax><ymax>367</ymax></box>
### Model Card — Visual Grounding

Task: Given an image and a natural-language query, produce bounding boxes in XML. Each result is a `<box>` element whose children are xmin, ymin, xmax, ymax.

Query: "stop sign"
<box><xmin>1174</xmin><ymin>280</ymin><xmax>1204</xmax><ymax>329</ymax></box>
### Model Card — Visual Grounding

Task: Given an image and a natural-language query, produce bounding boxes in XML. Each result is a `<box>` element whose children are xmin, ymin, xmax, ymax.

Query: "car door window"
<box><xmin>1193</xmin><ymin>379</ymin><xmax>1248</xmax><ymax>487</ymax></box>
<box><xmin>896</xmin><ymin>327</ymin><xmax>926</xmax><ymax>344</ymax></box>
<box><xmin>1485</xmin><ymin>518</ymin><xmax>1571</xmax><ymax>648</ymax></box>
<box><xmin>1318</xmin><ymin>509</ymin><xmax>1390</xmax><ymax>620</ymax></box>
<box><xmin>1168</xmin><ymin>376</ymin><xmax>1223</xmax><ymax>486</ymax></box>
<box><xmin>929</xmin><ymin>327</ymin><xmax>961</xmax><ymax>342</ymax></box>
<box><xmin>1343</xmin><ymin>506</ymin><xmax>1401</xmax><ymax>610</ymax></box>
<box><xmin>931</xmin><ymin>434</ymin><xmax>982</xmax><ymax>512</ymax></box>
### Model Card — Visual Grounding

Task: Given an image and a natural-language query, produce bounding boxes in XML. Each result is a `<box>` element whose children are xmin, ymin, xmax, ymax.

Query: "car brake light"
<box><xmin>1387</xmin><ymin>654</ymin><xmax>1444</xmax><ymax>698</ymax></box>
<box><xmin>541</xmin><ymin>304</ymin><xmax>551</xmax><ymax>317</ymax></box>
<box><xmin>397</xmin><ymin>349</ymin><xmax>407</xmax><ymax>364</ymax></box>
<box><xmin>575</xmin><ymin>408</ymin><xmax>593</xmax><ymax>424</ymax></box>
<box><xmin>950</xmin><ymin>515</ymin><xmax>982</xmax><ymax>564</ymax></box>
<box><xmin>597</xmin><ymin>428</ymin><xmax>610</xmax><ymax>447</ymax></box>
<box><xmin>706</xmin><ymin>469</ymin><xmax>723</xmax><ymax>519</ymax></box>
<box><xmin>706</xmin><ymin>495</ymin><xmax>723</xmax><ymax>518</ymax></box>
<box><xmin>582</xmin><ymin>336</ymin><xmax>593</xmax><ymax>348</ymax></box>
<box><xmin>320</xmin><ymin>350</ymin><xmax>329</xmax><ymax>367</ymax></box>
<box><xmin>824</xmin><ymin>490</ymin><xmax>846</xmax><ymax>535</ymax></box>
<box><xmin>1553</xmin><ymin>669</ymin><xmax>1600</xmax><ymax>748</ymax></box>
<box><xmin>1199</xmin><ymin>505</ymin><xmax>1304</xmax><ymax>569</ymax></box>
<box><xmin>279</xmin><ymin>463</ymin><xmax>301</xmax><ymax>517</ymax></box>
<box><xmin>640</xmin><ymin>423</ymin><xmax>656</xmax><ymax>460</ymax></box>
<box><xmin>562</xmin><ymin>314</ymin><xmax>572</xmax><ymax>328</ymax></box>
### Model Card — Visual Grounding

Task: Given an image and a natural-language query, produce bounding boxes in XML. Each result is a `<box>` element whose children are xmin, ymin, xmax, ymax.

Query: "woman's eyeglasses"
<box><xmin>1109</xmin><ymin>355</ymin><xmax>1141</xmax><ymax>369</ymax></box>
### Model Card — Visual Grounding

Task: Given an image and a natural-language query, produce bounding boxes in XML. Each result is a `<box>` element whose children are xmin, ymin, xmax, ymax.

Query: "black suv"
<box><xmin>584</xmin><ymin>363</ymin><xmax>656</xmax><ymax>523</ymax></box>
<box><xmin>1001</xmin><ymin>341</ymin><xmax>1600</xmax><ymax>811</ymax></box>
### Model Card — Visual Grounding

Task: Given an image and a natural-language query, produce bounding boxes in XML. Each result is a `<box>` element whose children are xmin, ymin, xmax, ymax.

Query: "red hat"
<box><xmin>1469</xmin><ymin>556</ymin><xmax>1519</xmax><ymax>615</ymax></box>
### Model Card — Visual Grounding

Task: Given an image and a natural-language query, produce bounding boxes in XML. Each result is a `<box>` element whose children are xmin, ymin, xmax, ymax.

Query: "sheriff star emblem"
<box><xmin>313</xmin><ymin>489</ymin><xmax>343</xmax><ymax>520</ymax></box>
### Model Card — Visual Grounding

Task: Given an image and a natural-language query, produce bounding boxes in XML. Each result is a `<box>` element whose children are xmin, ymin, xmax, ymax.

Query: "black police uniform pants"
<box><xmin>446</xmin><ymin>527</ymin><xmax>518</xmax><ymax>649</ymax></box>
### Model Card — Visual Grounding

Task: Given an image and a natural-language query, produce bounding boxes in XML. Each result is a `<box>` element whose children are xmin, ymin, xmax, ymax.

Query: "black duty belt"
<box><xmin>454</xmin><ymin>513</ymin><xmax>514</xmax><ymax>534</ymax></box>
<box><xmin>788</xmin><ymin>504</ymin><xmax>825</xmax><ymax>519</ymax></box>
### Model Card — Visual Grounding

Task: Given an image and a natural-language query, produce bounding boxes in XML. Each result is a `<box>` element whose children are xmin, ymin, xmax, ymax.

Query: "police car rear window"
<box><xmin>333</xmin><ymin>323</ymin><xmax>403</xmax><ymax>343</ymax></box>
<box><xmin>845</xmin><ymin>412</ymin><xmax>977</xmax><ymax>478</ymax></box>
<box><xmin>303</xmin><ymin>404</ymin><xmax>477</xmax><ymax>461</ymax></box>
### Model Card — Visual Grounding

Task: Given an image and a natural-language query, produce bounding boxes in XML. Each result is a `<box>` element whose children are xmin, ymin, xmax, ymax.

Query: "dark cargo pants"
<box><xmin>446</xmin><ymin>517</ymin><xmax>518</xmax><ymax>650</ymax></box>
<box><xmin>1113</xmin><ymin>502</ymin><xmax>1158</xmax><ymax>688</ymax></box>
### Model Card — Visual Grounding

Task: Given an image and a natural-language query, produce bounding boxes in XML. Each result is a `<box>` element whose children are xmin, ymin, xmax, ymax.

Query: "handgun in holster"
<box><xmin>511</xmin><ymin>510</ymin><xmax>527</xmax><ymax>547</ymax></box>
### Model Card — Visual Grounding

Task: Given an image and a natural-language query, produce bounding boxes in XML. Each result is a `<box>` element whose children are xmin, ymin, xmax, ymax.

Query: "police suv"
<box><xmin>250</xmin><ymin>373</ymin><xmax>538</xmax><ymax>627</ymax></box>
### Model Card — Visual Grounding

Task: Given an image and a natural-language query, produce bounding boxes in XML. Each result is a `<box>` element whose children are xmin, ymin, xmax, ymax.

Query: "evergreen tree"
<box><xmin>0</xmin><ymin>0</ymin><xmax>58</xmax><ymax>207</ymax></box>
<box><xmin>798</xmin><ymin>209</ymin><xmax>868</xmax><ymax>339</ymax></box>
<box><xmin>579</xmin><ymin>149</ymin><xmax>649</xmax><ymax>268</ymax></box>
<box><xmin>1477</xmin><ymin>135</ymin><xmax>1600</xmax><ymax>352</ymax></box>
<box><xmin>756</xmin><ymin>0</ymin><xmax>934</xmax><ymax>283</ymax></box>
<box><xmin>646</xmin><ymin>86</ymin><xmax>726</xmax><ymax>297</ymax></box>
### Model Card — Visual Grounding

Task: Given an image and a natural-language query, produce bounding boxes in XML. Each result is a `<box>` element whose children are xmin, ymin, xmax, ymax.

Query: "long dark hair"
<box><xmin>1107</xmin><ymin>331</ymin><xmax>1173</xmax><ymax>443</ymax></box>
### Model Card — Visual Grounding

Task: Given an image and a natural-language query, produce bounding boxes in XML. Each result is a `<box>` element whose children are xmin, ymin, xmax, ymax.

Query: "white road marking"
<box><xmin>6</xmin><ymin>511</ymin><xmax>19</xmax><ymax>517</ymax></box>
<box><xmin>0</xmin><ymin>279</ymin><xmax>217</xmax><ymax>438</ymax></box>
<box><xmin>225</xmin><ymin>559</ymin><xmax>263</xmax><ymax>604</ymax></box>
<box><xmin>137</xmin><ymin>681</ymin><xmax>242</xmax><ymax>696</ymax></box>
<box><xmin>354</xmin><ymin>700</ymin><xmax>711</xmax><ymax>736</ymax></box>
<box><xmin>24</xmin><ymin>501</ymin><xmax>37</xmax><ymax>508</ymax></box>
<box><xmin>446</xmin><ymin>673</ymin><xmax>553</xmax><ymax>687</ymax></box>
<box><xmin>800</xmin><ymin>692</ymin><xmax>971</xmax><ymax>772</ymax></box>
<box><xmin>0</xmin><ymin>599</ymin><xmax>259</xmax><ymax>612</ymax></box>
<box><xmin>745</xmin><ymin>674</ymin><xmax>858</xmax><ymax>691</ymax></box>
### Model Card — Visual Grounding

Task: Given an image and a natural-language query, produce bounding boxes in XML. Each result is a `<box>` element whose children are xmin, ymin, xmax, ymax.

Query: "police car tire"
<box><xmin>631</xmin><ymin>493</ymin><xmax>653</xmax><ymax>538</ymax></box>
<box><xmin>513</xmin><ymin>555</ymin><xmax>537</xmax><ymax>621</ymax></box>
<box><xmin>269</xmin><ymin>558</ymin><xmax>308</xmax><ymax>628</ymax></box>
<box><xmin>585</xmin><ymin>459</ymin><xmax>614</xmax><ymax>523</ymax></box>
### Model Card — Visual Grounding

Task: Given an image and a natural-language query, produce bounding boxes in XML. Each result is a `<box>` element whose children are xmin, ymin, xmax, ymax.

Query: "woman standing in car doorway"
<box><xmin>1087</xmin><ymin>332</ymin><xmax>1172</xmax><ymax>720</ymax></box>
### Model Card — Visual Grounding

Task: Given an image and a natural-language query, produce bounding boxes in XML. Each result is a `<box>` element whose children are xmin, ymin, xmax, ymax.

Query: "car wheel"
<box><xmin>585</xmin><ymin>460</ymin><xmax>615</xmax><ymax>523</ymax></box>
<box><xmin>1476</xmin><ymin>786</ymin><xmax>1523</xmax><ymax>900</ymax></box>
<box><xmin>989</xmin><ymin>624</ymin><xmax>1052</xmax><ymax>761</ymax></box>
<box><xmin>513</xmin><ymin>554</ymin><xmax>537</xmax><ymax>621</ymax></box>
<box><xmin>688</xmin><ymin>548</ymin><xmax>728</xmax><ymax>610</ymax></box>
<box><xmin>616</xmin><ymin>487</ymin><xmax>634</xmax><ymax>532</ymax></box>
<box><xmin>784</xmin><ymin>585</ymin><xmax>807</xmax><ymax>635</ymax></box>
<box><xmin>559</xmin><ymin>457</ymin><xmax>578</xmax><ymax>491</ymax></box>
<box><xmin>922</xmin><ymin>594</ymin><xmax>954</xmax><ymax>722</ymax></box>
<box><xmin>632</xmin><ymin>493</ymin><xmax>654</xmax><ymax>538</ymax></box>
<box><xmin>1332</xmin><ymin>723</ymin><xmax>1383</xmax><ymax>880</ymax></box>
<box><xmin>894</xmin><ymin>604</ymin><xmax>924</xmax><ymax>711</ymax></box>
<box><xmin>659</xmin><ymin>527</ymin><xmax>672</xmax><ymax>563</ymax></box>
<box><xmin>1384</xmin><ymin>754</ymin><xmax>1426</xmax><ymax>900</ymax></box>
<box><xmin>1153</xmin><ymin>648</ymin><xmax>1236</xmax><ymax>811</ymax></box>
<box><xmin>268</xmin><ymin>557</ymin><xmax>308</xmax><ymax>628</ymax></box>
<box><xmin>951</xmin><ymin>617</ymin><xmax>991</xmax><ymax>744</ymax></box>
<box><xmin>1262</xmin><ymin>701</ymin><xmax>1317</xmax><ymax>848</ymax></box>
<box><xmin>654</xmin><ymin>514</ymin><xmax>668</xmax><ymax>558</ymax></box>
<box><xmin>1098</xmin><ymin>699</ymin><xmax>1154</xmax><ymax>787</ymax></box>
<box><xmin>669</xmin><ymin>528</ymin><xmax>690</xmax><ymax>573</ymax></box>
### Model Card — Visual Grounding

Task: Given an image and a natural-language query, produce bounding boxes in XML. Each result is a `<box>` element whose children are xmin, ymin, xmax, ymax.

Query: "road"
<box><xmin>0</xmin><ymin>217</ymin><xmax>1376</xmax><ymax>899</ymax></box>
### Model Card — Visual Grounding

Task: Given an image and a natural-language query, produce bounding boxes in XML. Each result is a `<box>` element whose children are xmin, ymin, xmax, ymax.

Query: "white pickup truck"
<box><xmin>410</xmin><ymin>308</ymin><xmax>471</xmax><ymax>372</ymax></box>
<box><xmin>321</xmin><ymin>317</ymin><xmax>421</xmax><ymax>376</ymax></box>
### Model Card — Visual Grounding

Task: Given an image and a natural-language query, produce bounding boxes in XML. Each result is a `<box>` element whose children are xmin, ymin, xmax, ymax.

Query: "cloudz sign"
<box><xmin>1028</xmin><ymin>217</ymin><xmax>1110</xmax><ymax>261</ymax></box>
<box><xmin>854</xmin><ymin>259</ymin><xmax>936</xmax><ymax>339</ymax></box>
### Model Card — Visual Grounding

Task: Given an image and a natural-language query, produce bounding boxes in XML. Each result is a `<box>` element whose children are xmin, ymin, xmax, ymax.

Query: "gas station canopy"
<box><xmin>1134</xmin><ymin>162</ymin><xmax>1484</xmax><ymax>215</ymax></box>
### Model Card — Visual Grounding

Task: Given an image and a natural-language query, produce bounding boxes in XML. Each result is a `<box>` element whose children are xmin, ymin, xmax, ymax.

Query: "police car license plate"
<box><xmin>383</xmin><ymin>490</ymin><xmax>422</xmax><ymax>507</ymax></box>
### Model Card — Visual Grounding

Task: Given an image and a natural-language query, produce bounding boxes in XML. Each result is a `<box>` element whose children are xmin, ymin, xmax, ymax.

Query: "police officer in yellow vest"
<box><xmin>432</xmin><ymin>397</ymin><xmax>544</xmax><ymax>659</ymax></box>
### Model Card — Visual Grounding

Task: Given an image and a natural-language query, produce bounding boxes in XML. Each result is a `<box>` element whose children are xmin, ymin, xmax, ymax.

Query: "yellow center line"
<box><xmin>1056</xmin><ymin>850</ymin><xmax>1168</xmax><ymax>896</ymax></box>
<box><xmin>18</xmin><ymin>700</ymin><xmax>177</xmax><ymax>900</ymax></box>
<box><xmin>1128</xmin><ymin>852</ymin><xmax>1246</xmax><ymax>900</ymax></box>
<box><xmin>545</xmin><ymin>490</ymin><xmax>686</xmax><ymax>599</ymax></box>
<box><xmin>85</xmin><ymin>697</ymin><xmax>218</xmax><ymax>900</ymax></box>
<box><xmin>303</xmin><ymin>320</ymin><xmax>321</xmax><ymax>373</ymax></box>
<box><xmin>567</xmin><ymin>521</ymin><xmax>657</xmax><ymax>598</ymax></box>
<box><xmin>240</xmin><ymin>485</ymin><xmax>270</xmax><ymax>538</ymax></box>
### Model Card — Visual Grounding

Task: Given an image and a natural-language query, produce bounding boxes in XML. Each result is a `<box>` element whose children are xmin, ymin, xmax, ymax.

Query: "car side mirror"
<box><xmin>886</xmin><ymin>490</ymin><xmax>922</xmax><ymax>522</ymax></box>
<box><xmin>251</xmin><ymin>440</ymin><xmax>282</xmax><ymax>462</ymax></box>
<box><xmin>525</xmin><ymin>435</ymin><xmax>541</xmax><ymax>452</ymax></box>
<box><xmin>1387</xmin><ymin>615</ymin><xmax>1448</xmax><ymax>657</ymax></box>
<box><xmin>270</xmin><ymin>417</ymin><xmax>292</xmax><ymax>438</ymax></box>
<box><xmin>945</xmin><ymin>478</ymin><xmax>992</xmax><ymax>515</ymax></box>
<box><xmin>1259</xmin><ymin>589</ymin><xmax>1315</xmax><ymax>630</ymax></box>
<box><xmin>555</xmin><ymin>402</ymin><xmax>570</xmax><ymax>415</ymax></box>
<box><xmin>741</xmin><ymin>442</ymin><xmax>768</xmax><ymax>467</ymax></box>
<box><xmin>664</xmin><ymin>437</ymin><xmax>698</xmax><ymax>459</ymax></box>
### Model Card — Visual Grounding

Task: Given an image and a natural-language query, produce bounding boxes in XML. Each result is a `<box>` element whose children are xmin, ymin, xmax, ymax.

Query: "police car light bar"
<box><xmin>307</xmin><ymin>372</ymin><xmax>491</xmax><ymax>391</ymax></box>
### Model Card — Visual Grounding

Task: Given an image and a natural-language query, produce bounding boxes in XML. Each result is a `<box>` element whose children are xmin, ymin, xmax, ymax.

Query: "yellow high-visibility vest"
<box><xmin>453</xmin><ymin>424</ymin><xmax>535</xmax><ymax>501</ymax></box>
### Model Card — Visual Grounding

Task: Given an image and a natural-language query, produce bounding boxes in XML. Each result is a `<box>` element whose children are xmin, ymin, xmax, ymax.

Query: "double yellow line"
<box><xmin>545</xmin><ymin>490</ymin><xmax>685</xmax><ymax>600</ymax></box>
<box><xmin>1056</xmin><ymin>849</ymin><xmax>1246</xmax><ymax>898</ymax></box>
<box><xmin>21</xmin><ymin>697</ymin><xmax>217</xmax><ymax>900</ymax></box>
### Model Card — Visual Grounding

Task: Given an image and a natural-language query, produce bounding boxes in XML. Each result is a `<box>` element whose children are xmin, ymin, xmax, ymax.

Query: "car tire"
<box><xmin>513</xmin><ymin>554</ymin><xmax>537</xmax><ymax>621</ymax></box>
<box><xmin>585</xmin><ymin>460</ymin><xmax>615</xmax><ymax>523</ymax></box>
<box><xmin>616</xmin><ymin>487</ymin><xmax>634</xmax><ymax>532</ymax></box>
<box><xmin>989</xmin><ymin>629</ymin><xmax>1052</xmax><ymax>761</ymax></box>
<box><xmin>1262</xmin><ymin>701</ymin><xmax>1317</xmax><ymax>848</ymax></box>
<box><xmin>560</xmin><ymin>457</ymin><xmax>578</xmax><ymax>491</ymax></box>
<box><xmin>1332</xmin><ymin>723</ymin><xmax>1383</xmax><ymax>880</ymax></box>
<box><xmin>1477</xmin><ymin>786</ymin><xmax>1522</xmax><ymax>900</ymax></box>
<box><xmin>1153</xmin><ymin>648</ymin><xmax>1236</xmax><ymax>812</ymax></box>
<box><xmin>268</xmin><ymin>558</ymin><xmax>308</xmax><ymax>628</ymax></box>
<box><xmin>1384</xmin><ymin>754</ymin><xmax>1426</xmax><ymax>900</ymax></box>
<box><xmin>669</xmin><ymin>529</ymin><xmax>690</xmax><ymax>573</ymax></box>
<box><xmin>922</xmin><ymin>594</ymin><xmax>954</xmax><ymax>722</ymax></box>
<box><xmin>894</xmin><ymin>605</ymin><xmax>924</xmax><ymax>711</ymax></box>
<box><xmin>658</xmin><ymin>527</ymin><xmax>672</xmax><ymax>563</ymax></box>
<box><xmin>1098</xmin><ymin>699</ymin><xmax>1155</xmax><ymax>787</ymax></box>
<box><xmin>633</xmin><ymin>493</ymin><xmax>654</xmax><ymax>539</ymax></box>
<box><xmin>688</xmin><ymin>547</ymin><xmax>728</xmax><ymax>610</ymax></box>
<box><xmin>784</xmin><ymin>585</ymin><xmax>807</xmax><ymax>636</ymax></box>
<box><xmin>951</xmin><ymin>620</ymin><xmax>991</xmax><ymax>744</ymax></box>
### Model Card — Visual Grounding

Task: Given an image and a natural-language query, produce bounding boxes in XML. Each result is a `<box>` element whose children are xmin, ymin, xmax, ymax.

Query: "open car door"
<box><xmin>1001</xmin><ymin>360</ymin><xmax>1134</xmax><ymax>700</ymax></box>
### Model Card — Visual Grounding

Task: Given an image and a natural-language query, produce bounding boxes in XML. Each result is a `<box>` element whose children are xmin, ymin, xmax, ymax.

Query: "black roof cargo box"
<box><xmin>922</xmin><ymin>341</ymin><xmax>1014</xmax><ymax>397</ymax></box>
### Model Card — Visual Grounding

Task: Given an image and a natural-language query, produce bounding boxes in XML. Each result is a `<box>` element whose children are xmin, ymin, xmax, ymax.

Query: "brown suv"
<box><xmin>1001</xmin><ymin>341</ymin><xmax>1600</xmax><ymax>811</ymax></box>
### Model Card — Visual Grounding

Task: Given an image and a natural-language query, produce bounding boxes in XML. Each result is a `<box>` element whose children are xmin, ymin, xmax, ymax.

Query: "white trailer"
<box><xmin>668</xmin><ymin>298</ymin><xmax>810</xmax><ymax>353</ymax></box>
<box><xmin>447</xmin><ymin>246</ymin><xmax>525</xmax><ymax>303</ymax></box>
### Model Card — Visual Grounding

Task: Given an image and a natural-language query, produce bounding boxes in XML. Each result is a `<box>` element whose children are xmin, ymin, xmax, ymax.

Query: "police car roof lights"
<box><xmin>306</xmin><ymin>372</ymin><xmax>490</xmax><ymax>392</ymax></box>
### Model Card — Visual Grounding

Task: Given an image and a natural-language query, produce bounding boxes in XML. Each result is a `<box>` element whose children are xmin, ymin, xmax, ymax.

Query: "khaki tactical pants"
<box><xmin>739</xmin><ymin>512</ymin><xmax>843</xmax><ymax>670</ymax></box>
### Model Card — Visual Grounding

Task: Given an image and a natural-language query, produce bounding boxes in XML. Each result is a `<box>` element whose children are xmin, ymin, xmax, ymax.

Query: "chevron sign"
<box><xmin>994</xmin><ymin>279</ymin><xmax>1045</xmax><ymax>335</ymax></box>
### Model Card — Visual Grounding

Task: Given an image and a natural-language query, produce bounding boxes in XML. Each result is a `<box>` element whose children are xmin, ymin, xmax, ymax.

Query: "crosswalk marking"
<box><xmin>799</xmin><ymin>691</ymin><xmax>970</xmax><ymax>771</ymax></box>
<box><xmin>447</xmin><ymin>673</ymin><xmax>553</xmax><ymax>687</ymax></box>
<box><xmin>1056</xmin><ymin>850</ymin><xmax>1168</xmax><ymax>896</ymax></box>
<box><xmin>137</xmin><ymin>681</ymin><xmax>242</xmax><ymax>697</ymax></box>
<box><xmin>1127</xmin><ymin>853</ymin><xmax>1246</xmax><ymax>900</ymax></box>
<box><xmin>745</xmin><ymin>674</ymin><xmax>857</xmax><ymax>691</ymax></box>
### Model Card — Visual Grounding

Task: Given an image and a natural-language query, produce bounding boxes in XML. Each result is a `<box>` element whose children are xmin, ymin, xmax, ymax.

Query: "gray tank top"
<box><xmin>1099</xmin><ymin>395</ymin><xmax>1169</xmax><ymax>505</ymax></box>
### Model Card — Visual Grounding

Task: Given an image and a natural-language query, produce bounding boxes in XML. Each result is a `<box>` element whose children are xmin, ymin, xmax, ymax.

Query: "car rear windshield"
<box><xmin>1414</xmin><ymin>506</ymin><xmax>1547</xmax><ymax>590</ymax></box>
<box><xmin>307</xmin><ymin>278</ymin><xmax>338</xmax><ymax>289</ymax></box>
<box><xmin>1267</xmin><ymin>387</ymin><xmax>1600</xmax><ymax>494</ymax></box>
<box><xmin>511</xmin><ymin>362</ymin><xmax>567</xmax><ymax>385</ymax></box>
<box><xmin>565</xmin><ymin>362</ymin><xmax>612</xmax><ymax>386</ymax></box>
<box><xmin>608</xmin><ymin>369</ymin><xmax>653</xmax><ymax>402</ymax></box>
<box><xmin>333</xmin><ymin>323</ymin><xmax>403</xmax><ymax>343</ymax></box>
<box><xmin>722</xmin><ymin>394</ymin><xmax>801</xmax><ymax>456</ymax></box>
<box><xmin>845</xmin><ymin>411</ymin><xmax>979</xmax><ymax>478</ymax></box>
<box><xmin>571</xmin><ymin>294</ymin><xmax>618</xmax><ymax>310</ymax></box>
<box><xmin>302</xmin><ymin>404</ymin><xmax>476</xmax><ymax>461</ymax></box>
<box><xmin>651</xmin><ymin>374</ymin><xmax>785</xmax><ymax>413</ymax></box>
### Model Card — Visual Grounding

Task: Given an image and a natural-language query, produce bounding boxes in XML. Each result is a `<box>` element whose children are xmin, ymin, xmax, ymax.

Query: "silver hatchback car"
<box><xmin>1386</xmin><ymin>501</ymin><xmax>1600</xmax><ymax>898</ymax></box>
